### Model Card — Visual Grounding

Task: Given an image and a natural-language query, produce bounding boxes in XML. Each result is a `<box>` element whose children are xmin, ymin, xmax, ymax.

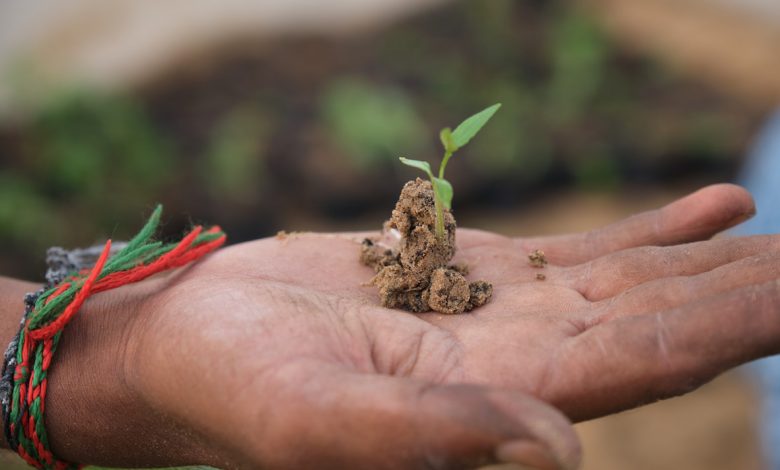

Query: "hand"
<box><xmin>40</xmin><ymin>184</ymin><xmax>766</xmax><ymax>470</ymax></box>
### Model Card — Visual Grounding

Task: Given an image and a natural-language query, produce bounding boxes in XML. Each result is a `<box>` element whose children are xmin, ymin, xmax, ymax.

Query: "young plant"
<box><xmin>400</xmin><ymin>103</ymin><xmax>501</xmax><ymax>241</ymax></box>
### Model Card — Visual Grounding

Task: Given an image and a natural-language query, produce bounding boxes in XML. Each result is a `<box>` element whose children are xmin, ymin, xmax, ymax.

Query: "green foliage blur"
<box><xmin>0</xmin><ymin>91</ymin><xmax>176</xmax><ymax>276</ymax></box>
<box><xmin>322</xmin><ymin>78</ymin><xmax>427</xmax><ymax>168</ymax></box>
<box><xmin>0</xmin><ymin>0</ymin><xmax>751</xmax><ymax>280</ymax></box>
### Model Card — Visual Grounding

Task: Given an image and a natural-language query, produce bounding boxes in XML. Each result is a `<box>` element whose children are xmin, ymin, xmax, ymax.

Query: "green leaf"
<box><xmin>451</xmin><ymin>103</ymin><xmax>502</xmax><ymax>149</ymax></box>
<box><xmin>432</xmin><ymin>177</ymin><xmax>453</xmax><ymax>210</ymax></box>
<box><xmin>439</xmin><ymin>127</ymin><xmax>454</xmax><ymax>153</ymax></box>
<box><xmin>399</xmin><ymin>157</ymin><xmax>433</xmax><ymax>178</ymax></box>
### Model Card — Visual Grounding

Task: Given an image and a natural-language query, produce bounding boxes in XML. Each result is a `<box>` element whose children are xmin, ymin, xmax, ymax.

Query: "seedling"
<box><xmin>400</xmin><ymin>103</ymin><xmax>501</xmax><ymax>241</ymax></box>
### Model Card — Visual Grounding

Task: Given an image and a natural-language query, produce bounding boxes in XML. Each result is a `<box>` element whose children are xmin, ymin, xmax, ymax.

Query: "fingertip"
<box><xmin>410</xmin><ymin>383</ymin><xmax>581</xmax><ymax>470</ymax></box>
<box><xmin>477</xmin><ymin>388</ymin><xmax>582</xmax><ymax>470</ymax></box>
<box><xmin>661</xmin><ymin>184</ymin><xmax>755</xmax><ymax>242</ymax></box>
<box><xmin>495</xmin><ymin>441</ymin><xmax>563</xmax><ymax>470</ymax></box>
<box><xmin>686</xmin><ymin>184</ymin><xmax>755</xmax><ymax>225</ymax></box>
<box><xmin>496</xmin><ymin>439</ymin><xmax>581</xmax><ymax>470</ymax></box>
<box><xmin>514</xmin><ymin>419</ymin><xmax>582</xmax><ymax>470</ymax></box>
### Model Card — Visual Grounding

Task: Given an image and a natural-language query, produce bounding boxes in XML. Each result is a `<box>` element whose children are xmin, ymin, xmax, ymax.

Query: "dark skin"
<box><xmin>1</xmin><ymin>183</ymin><xmax>775</xmax><ymax>470</ymax></box>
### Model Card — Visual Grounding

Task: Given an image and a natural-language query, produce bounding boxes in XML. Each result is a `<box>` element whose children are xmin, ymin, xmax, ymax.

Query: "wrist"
<box><xmin>0</xmin><ymin>277</ymin><xmax>38</xmax><ymax>452</ymax></box>
<box><xmin>35</xmin><ymin>279</ymin><xmax>217</xmax><ymax>467</ymax></box>
<box><xmin>0</xmin><ymin>209</ymin><xmax>228</xmax><ymax>468</ymax></box>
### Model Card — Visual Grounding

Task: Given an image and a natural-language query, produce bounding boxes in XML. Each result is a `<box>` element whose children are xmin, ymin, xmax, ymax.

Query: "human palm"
<box><xmin>49</xmin><ymin>184</ymin><xmax>779</xmax><ymax>470</ymax></box>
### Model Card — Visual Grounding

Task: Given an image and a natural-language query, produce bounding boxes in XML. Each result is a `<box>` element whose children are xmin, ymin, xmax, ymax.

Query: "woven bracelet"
<box><xmin>0</xmin><ymin>206</ymin><xmax>226</xmax><ymax>469</ymax></box>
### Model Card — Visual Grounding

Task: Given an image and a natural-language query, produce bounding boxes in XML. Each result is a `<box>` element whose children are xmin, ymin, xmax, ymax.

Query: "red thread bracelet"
<box><xmin>2</xmin><ymin>206</ymin><xmax>225</xmax><ymax>469</ymax></box>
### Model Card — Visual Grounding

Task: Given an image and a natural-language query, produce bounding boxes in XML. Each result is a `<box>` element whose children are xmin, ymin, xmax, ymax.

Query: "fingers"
<box><xmin>263</xmin><ymin>368</ymin><xmax>580</xmax><ymax>470</ymax></box>
<box><xmin>569</xmin><ymin>234</ymin><xmax>780</xmax><ymax>301</ymax></box>
<box><xmin>544</xmin><ymin>280</ymin><xmax>780</xmax><ymax>422</ymax></box>
<box><xmin>591</xmin><ymin>251</ymin><xmax>780</xmax><ymax>321</ymax></box>
<box><xmin>519</xmin><ymin>184</ymin><xmax>755</xmax><ymax>265</ymax></box>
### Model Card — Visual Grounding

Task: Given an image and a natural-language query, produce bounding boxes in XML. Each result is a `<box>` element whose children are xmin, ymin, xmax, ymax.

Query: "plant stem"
<box><xmin>433</xmin><ymin>149</ymin><xmax>453</xmax><ymax>242</ymax></box>
<box><xmin>433</xmin><ymin>185</ymin><xmax>445</xmax><ymax>242</ymax></box>
<box><xmin>438</xmin><ymin>149</ymin><xmax>453</xmax><ymax>179</ymax></box>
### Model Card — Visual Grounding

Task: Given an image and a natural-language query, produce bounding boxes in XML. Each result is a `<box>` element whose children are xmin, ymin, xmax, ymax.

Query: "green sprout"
<box><xmin>400</xmin><ymin>103</ymin><xmax>501</xmax><ymax>241</ymax></box>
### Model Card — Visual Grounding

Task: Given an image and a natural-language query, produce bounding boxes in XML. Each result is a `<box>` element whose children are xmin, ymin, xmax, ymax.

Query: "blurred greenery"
<box><xmin>0</xmin><ymin>91</ymin><xmax>178</xmax><ymax>277</ymax></box>
<box><xmin>546</xmin><ymin>7</ymin><xmax>608</xmax><ymax>125</ymax></box>
<box><xmin>34</xmin><ymin>91</ymin><xmax>172</xmax><ymax>198</ymax></box>
<box><xmin>322</xmin><ymin>77</ymin><xmax>427</xmax><ymax>168</ymax></box>
<box><xmin>0</xmin><ymin>173</ymin><xmax>63</xmax><ymax>247</ymax></box>
<box><xmin>201</xmin><ymin>106</ymin><xmax>271</xmax><ymax>202</ymax></box>
<box><xmin>0</xmin><ymin>0</ymin><xmax>753</xmax><ymax>277</ymax></box>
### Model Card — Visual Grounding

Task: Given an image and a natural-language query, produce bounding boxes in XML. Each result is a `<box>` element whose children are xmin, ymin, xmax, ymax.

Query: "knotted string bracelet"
<box><xmin>0</xmin><ymin>206</ymin><xmax>226</xmax><ymax>469</ymax></box>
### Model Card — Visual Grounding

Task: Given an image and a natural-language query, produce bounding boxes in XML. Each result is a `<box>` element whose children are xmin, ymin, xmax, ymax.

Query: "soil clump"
<box><xmin>360</xmin><ymin>178</ymin><xmax>492</xmax><ymax>314</ymax></box>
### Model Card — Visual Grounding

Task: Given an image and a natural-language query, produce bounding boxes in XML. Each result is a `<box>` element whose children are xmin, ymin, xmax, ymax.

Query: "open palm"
<box><xmin>95</xmin><ymin>184</ymin><xmax>778</xmax><ymax>470</ymax></box>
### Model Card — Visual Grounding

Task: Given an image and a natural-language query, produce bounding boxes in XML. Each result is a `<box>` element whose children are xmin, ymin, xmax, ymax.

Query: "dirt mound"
<box><xmin>360</xmin><ymin>178</ymin><xmax>492</xmax><ymax>314</ymax></box>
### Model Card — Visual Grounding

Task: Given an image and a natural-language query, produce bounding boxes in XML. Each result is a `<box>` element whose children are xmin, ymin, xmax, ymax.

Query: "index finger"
<box><xmin>518</xmin><ymin>184</ymin><xmax>755</xmax><ymax>265</ymax></box>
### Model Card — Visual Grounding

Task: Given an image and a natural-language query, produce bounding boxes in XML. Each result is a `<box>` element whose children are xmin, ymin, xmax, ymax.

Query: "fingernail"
<box><xmin>731</xmin><ymin>208</ymin><xmax>757</xmax><ymax>226</ymax></box>
<box><xmin>495</xmin><ymin>441</ymin><xmax>564</xmax><ymax>470</ymax></box>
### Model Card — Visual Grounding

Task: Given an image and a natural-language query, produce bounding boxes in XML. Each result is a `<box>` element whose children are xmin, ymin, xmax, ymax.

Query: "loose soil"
<box><xmin>528</xmin><ymin>249</ymin><xmax>548</xmax><ymax>268</ymax></box>
<box><xmin>360</xmin><ymin>178</ymin><xmax>492</xmax><ymax>314</ymax></box>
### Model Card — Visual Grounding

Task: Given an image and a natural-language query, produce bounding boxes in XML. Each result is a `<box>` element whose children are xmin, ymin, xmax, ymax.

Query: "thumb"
<box><xmin>262</xmin><ymin>370</ymin><xmax>581</xmax><ymax>470</ymax></box>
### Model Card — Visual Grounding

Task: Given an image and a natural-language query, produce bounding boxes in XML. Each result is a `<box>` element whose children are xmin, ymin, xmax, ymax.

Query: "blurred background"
<box><xmin>0</xmin><ymin>0</ymin><xmax>778</xmax><ymax>468</ymax></box>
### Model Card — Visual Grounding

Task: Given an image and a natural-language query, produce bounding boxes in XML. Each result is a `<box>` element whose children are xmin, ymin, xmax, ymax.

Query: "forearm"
<box><xmin>0</xmin><ymin>277</ymin><xmax>37</xmax><ymax>349</ymax></box>
<box><xmin>0</xmin><ymin>276</ymin><xmax>36</xmax><ymax>339</ymax></box>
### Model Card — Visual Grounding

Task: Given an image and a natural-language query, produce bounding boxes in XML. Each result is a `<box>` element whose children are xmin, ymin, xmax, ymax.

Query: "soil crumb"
<box><xmin>536</xmin><ymin>273</ymin><xmax>546</xmax><ymax>281</ymax></box>
<box><xmin>528</xmin><ymin>249</ymin><xmax>548</xmax><ymax>268</ymax></box>
<box><xmin>276</xmin><ymin>230</ymin><xmax>307</xmax><ymax>243</ymax></box>
<box><xmin>360</xmin><ymin>178</ymin><xmax>493</xmax><ymax>314</ymax></box>
<box><xmin>450</xmin><ymin>262</ymin><xmax>470</xmax><ymax>275</ymax></box>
